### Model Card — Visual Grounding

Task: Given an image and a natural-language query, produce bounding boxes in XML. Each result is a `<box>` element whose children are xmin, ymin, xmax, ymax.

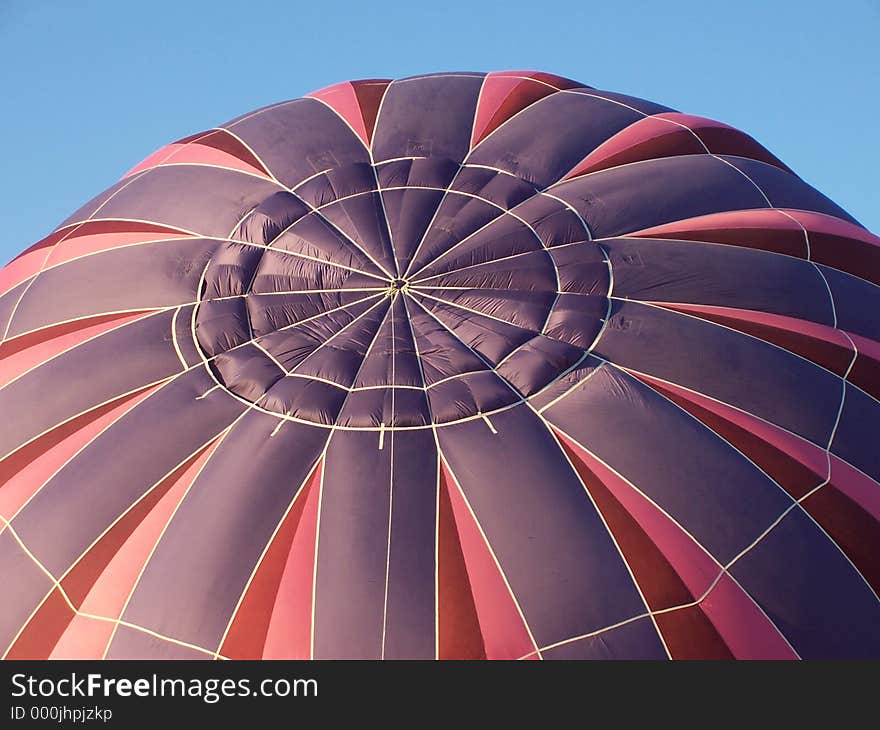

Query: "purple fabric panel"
<box><xmin>720</xmin><ymin>156</ymin><xmax>860</xmax><ymax>225</ymax></box>
<box><xmin>580</xmin><ymin>87</ymin><xmax>675</xmax><ymax>115</ymax></box>
<box><xmin>255</xmin><ymin>295</ymin><xmax>383</xmax><ymax>362</ymax></box>
<box><xmin>318</xmin><ymin>193</ymin><xmax>397</xmax><ymax>275</ymax></box>
<box><xmin>294</xmin><ymin>163</ymin><xmax>377</xmax><ymax>207</ymax></box>
<box><xmin>380</xmin><ymin>188</ymin><xmax>446</xmax><ymax>270</ymax></box>
<box><xmin>58</xmin><ymin>175</ymin><xmax>138</xmax><ymax>229</ymax></box>
<box><xmin>61</xmin><ymin>166</ymin><xmax>283</xmax><ymax>238</ymax></box>
<box><xmin>437</xmin><ymin>404</ymin><xmax>646</xmax><ymax>646</ymax></box>
<box><xmin>313</xmin><ymin>429</ymin><xmax>392</xmax><ymax>658</ymax></box>
<box><xmin>527</xmin><ymin>355</ymin><xmax>603</xmax><ymax>411</ymax></box>
<box><xmin>376</xmin><ymin>158</ymin><xmax>460</xmax><ymax>190</ymax></box>
<box><xmin>225</xmin><ymin>97</ymin><xmax>370</xmax><ymax>186</ymax></box>
<box><xmin>0</xmin><ymin>531</ymin><xmax>53</xmax><ymax>652</ymax></box>
<box><xmin>495</xmin><ymin>336</ymin><xmax>582</xmax><ymax>394</ymax></box>
<box><xmin>729</xmin><ymin>508</ymin><xmax>880</xmax><ymax>658</ymax></box>
<box><xmin>831</xmin><ymin>384</ymin><xmax>880</xmax><ymax>483</ymax></box>
<box><xmin>407</xmin><ymin>195</ymin><xmax>507</xmax><ymax>276</ymax></box>
<box><xmin>542</xmin><ymin>365</ymin><xmax>792</xmax><ymax>562</ymax></box>
<box><xmin>212</xmin><ymin>344</ymin><xmax>285</xmax><ymax>403</ymax></box>
<box><xmin>380</xmin><ymin>429</ymin><xmax>438</xmax><ymax>659</ymax></box>
<box><xmin>270</xmin><ymin>216</ymin><xmax>385</xmax><ymax>277</ymax></box>
<box><xmin>7</xmin><ymin>238</ymin><xmax>218</xmax><ymax>336</ymax></box>
<box><xmin>352</xmin><ymin>296</ymin><xmax>422</xmax><ymax>388</ymax></box>
<box><xmin>12</xmin><ymin>368</ymin><xmax>246</xmax><ymax>577</ymax></box>
<box><xmin>260</xmin><ymin>378</ymin><xmax>348</xmax><ymax>426</ymax></box>
<box><xmin>451</xmin><ymin>167</ymin><xmax>537</xmax><ymax>209</ymax></box>
<box><xmin>235</xmin><ymin>191</ymin><xmax>310</xmax><ymax>244</ymax></box>
<box><xmin>604</xmin><ymin>237</ymin><xmax>836</xmax><ymax>325</ymax></box>
<box><xmin>121</xmin><ymin>411</ymin><xmax>329</xmax><ymax>649</ymax></box>
<box><xmin>544</xmin><ymin>294</ymin><xmax>607</xmax><ymax>349</ymax></box>
<box><xmin>105</xmin><ymin>626</ymin><xmax>210</xmax><ymax>659</ymax></box>
<box><xmin>0</xmin><ymin>280</ymin><xmax>30</xmax><ymax>335</ymax></box>
<box><xmin>592</xmin><ymin>300</ymin><xmax>842</xmax><ymax>446</ymax></box>
<box><xmin>550</xmin><ymin>155</ymin><xmax>769</xmax><ymax>238</ymax></box>
<box><xmin>0</xmin><ymin>310</ymin><xmax>183</xmax><ymax>457</ymax></box>
<box><xmin>820</xmin><ymin>266</ymin><xmax>880</xmax><ymax>343</ymax></box>
<box><xmin>468</xmin><ymin>92</ymin><xmax>642</xmax><ymax>187</ymax></box>
<box><xmin>541</xmin><ymin>617</ymin><xmax>667</xmax><ymax>659</ymax></box>
<box><xmin>408</xmin><ymin>294</ymin><xmax>532</xmax><ymax>365</ymax></box>
<box><xmin>294</xmin><ymin>299</ymin><xmax>391</xmax><ymax>386</ymax></box>
<box><xmin>512</xmin><ymin>195</ymin><xmax>590</xmax><ymax>247</ymax></box>
<box><xmin>202</xmin><ymin>242</ymin><xmax>264</xmax><ymax>299</ymax></box>
<box><xmin>415</xmin><ymin>288</ymin><xmax>553</xmax><ymax>332</ymax></box>
<box><xmin>428</xmin><ymin>371</ymin><xmax>516</xmax><ymax>423</ymax></box>
<box><xmin>407</xmin><ymin>305</ymin><xmax>491</xmax><ymax>384</ymax></box>
<box><xmin>335</xmin><ymin>385</ymin><xmax>431</xmax><ymax>428</ymax></box>
<box><xmin>372</xmin><ymin>74</ymin><xmax>484</xmax><ymax>163</ymax></box>
<box><xmin>414</xmin><ymin>249</ymin><xmax>556</xmax><ymax>291</ymax></box>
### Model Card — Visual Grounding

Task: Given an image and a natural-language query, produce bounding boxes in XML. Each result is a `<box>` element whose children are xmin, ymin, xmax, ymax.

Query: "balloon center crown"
<box><xmin>194</xmin><ymin>183</ymin><xmax>610</xmax><ymax>430</ymax></box>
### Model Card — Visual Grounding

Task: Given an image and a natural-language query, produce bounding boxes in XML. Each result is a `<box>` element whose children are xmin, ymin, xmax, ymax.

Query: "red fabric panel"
<box><xmin>439</xmin><ymin>461</ymin><xmax>534</xmax><ymax>659</ymax></box>
<box><xmin>437</xmin><ymin>462</ymin><xmax>485</xmax><ymax>660</ymax></box>
<box><xmin>125</xmin><ymin>130</ymin><xmax>271</xmax><ymax>178</ymax></box>
<box><xmin>654</xmin><ymin>605</ymin><xmax>735</xmax><ymax>660</ymax></box>
<box><xmin>221</xmin><ymin>461</ymin><xmax>322</xmax><ymax>659</ymax></box>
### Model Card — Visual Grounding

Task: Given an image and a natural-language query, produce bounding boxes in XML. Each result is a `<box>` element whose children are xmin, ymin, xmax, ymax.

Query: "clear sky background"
<box><xmin>1</xmin><ymin>0</ymin><xmax>877</xmax><ymax>263</ymax></box>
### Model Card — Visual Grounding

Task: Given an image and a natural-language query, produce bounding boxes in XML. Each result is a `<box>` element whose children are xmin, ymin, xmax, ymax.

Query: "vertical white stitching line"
<box><xmin>380</xmin><ymin>295</ymin><xmax>398</xmax><ymax>658</ymax></box>
<box><xmin>308</xmin><ymin>450</ymin><xmax>328</xmax><ymax>659</ymax></box>
<box><xmin>433</xmin><ymin>446</ymin><xmax>441</xmax><ymax>659</ymax></box>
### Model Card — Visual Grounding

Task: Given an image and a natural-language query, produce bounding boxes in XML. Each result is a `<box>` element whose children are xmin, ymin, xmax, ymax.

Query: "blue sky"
<box><xmin>1</xmin><ymin>0</ymin><xmax>877</xmax><ymax>262</ymax></box>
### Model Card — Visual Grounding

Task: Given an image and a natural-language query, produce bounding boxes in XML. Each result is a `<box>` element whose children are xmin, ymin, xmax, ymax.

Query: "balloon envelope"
<box><xmin>2</xmin><ymin>71</ymin><xmax>879</xmax><ymax>659</ymax></box>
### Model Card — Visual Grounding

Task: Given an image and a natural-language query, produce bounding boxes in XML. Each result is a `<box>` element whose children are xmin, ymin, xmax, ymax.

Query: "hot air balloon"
<box><xmin>1</xmin><ymin>71</ymin><xmax>878</xmax><ymax>660</ymax></box>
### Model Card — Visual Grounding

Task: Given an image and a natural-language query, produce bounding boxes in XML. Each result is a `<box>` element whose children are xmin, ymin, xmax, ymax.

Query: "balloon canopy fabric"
<box><xmin>2</xmin><ymin>71</ymin><xmax>879</xmax><ymax>661</ymax></box>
